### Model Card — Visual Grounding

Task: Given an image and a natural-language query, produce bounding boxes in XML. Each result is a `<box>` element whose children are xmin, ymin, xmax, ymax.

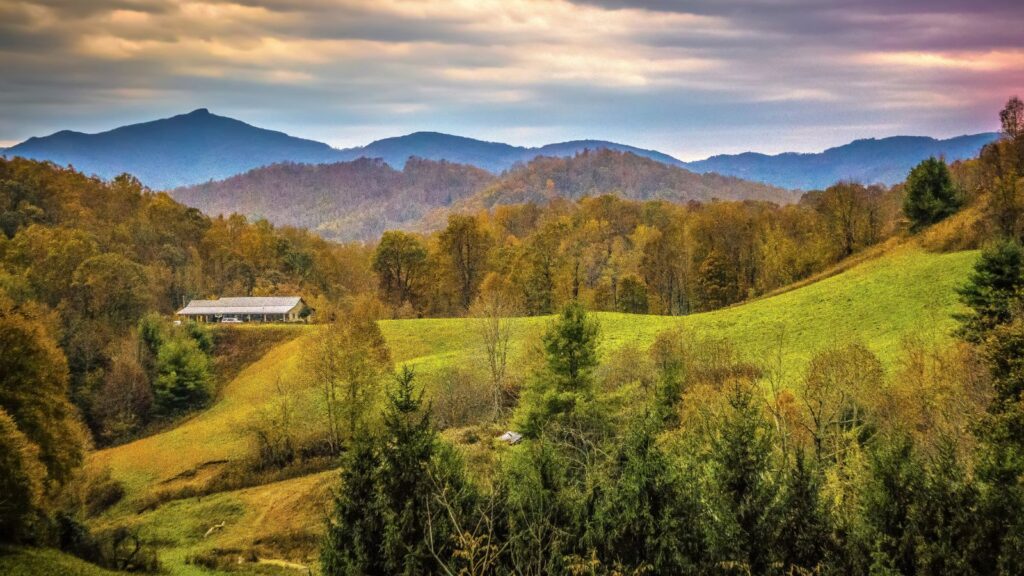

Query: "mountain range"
<box><xmin>686</xmin><ymin>133</ymin><xmax>1000</xmax><ymax>190</ymax></box>
<box><xmin>1</xmin><ymin>108</ymin><xmax>999</xmax><ymax>191</ymax></box>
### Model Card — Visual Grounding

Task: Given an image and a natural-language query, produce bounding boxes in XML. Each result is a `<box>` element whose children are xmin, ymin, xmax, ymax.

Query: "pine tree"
<box><xmin>911</xmin><ymin>439</ymin><xmax>981</xmax><ymax>576</ymax></box>
<box><xmin>518</xmin><ymin>302</ymin><xmax>601</xmax><ymax>436</ymax></box>
<box><xmin>590</xmin><ymin>417</ymin><xmax>703</xmax><ymax>574</ymax></box>
<box><xmin>903</xmin><ymin>157</ymin><xmax>962</xmax><ymax>231</ymax></box>
<box><xmin>957</xmin><ymin>238</ymin><xmax>1024</xmax><ymax>342</ymax></box>
<box><xmin>321</xmin><ymin>366</ymin><xmax>464</xmax><ymax>576</ymax></box>
<box><xmin>321</xmin><ymin>433</ymin><xmax>384</xmax><ymax>576</ymax></box>
<box><xmin>779</xmin><ymin>450</ymin><xmax>831</xmax><ymax>573</ymax></box>
<box><xmin>707</xmin><ymin>381</ymin><xmax>780</xmax><ymax>574</ymax></box>
<box><xmin>862</xmin><ymin>435</ymin><xmax>922</xmax><ymax>576</ymax></box>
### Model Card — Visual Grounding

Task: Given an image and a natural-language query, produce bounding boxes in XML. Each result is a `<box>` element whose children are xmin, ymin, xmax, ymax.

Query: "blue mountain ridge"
<box><xmin>3</xmin><ymin>108</ymin><xmax>998</xmax><ymax>191</ymax></box>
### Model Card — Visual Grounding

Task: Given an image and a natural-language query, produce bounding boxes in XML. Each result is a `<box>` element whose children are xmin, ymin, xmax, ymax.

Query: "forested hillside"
<box><xmin>171</xmin><ymin>157</ymin><xmax>496</xmax><ymax>241</ymax></box>
<box><xmin>173</xmin><ymin>149</ymin><xmax>796</xmax><ymax>242</ymax></box>
<box><xmin>0</xmin><ymin>158</ymin><xmax>373</xmax><ymax>445</ymax></box>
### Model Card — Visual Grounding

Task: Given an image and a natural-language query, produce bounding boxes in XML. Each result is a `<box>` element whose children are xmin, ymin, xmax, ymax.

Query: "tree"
<box><xmin>706</xmin><ymin>381</ymin><xmax>781</xmax><ymax>575</ymax></box>
<box><xmin>306</xmin><ymin>310</ymin><xmax>392</xmax><ymax>452</ymax></box>
<box><xmin>152</xmin><ymin>335</ymin><xmax>212</xmax><ymax>415</ymax></box>
<box><xmin>778</xmin><ymin>450</ymin><xmax>831</xmax><ymax>573</ymax></box>
<box><xmin>321</xmin><ymin>432</ymin><xmax>385</xmax><ymax>576</ymax></box>
<box><xmin>0</xmin><ymin>407</ymin><xmax>46</xmax><ymax>542</ymax></box>
<box><xmin>542</xmin><ymin>301</ymin><xmax>600</xmax><ymax>393</ymax></box>
<box><xmin>799</xmin><ymin>343</ymin><xmax>882</xmax><ymax>463</ymax></box>
<box><xmin>373</xmin><ymin>231</ymin><xmax>427</xmax><ymax>315</ymax></box>
<box><xmin>91</xmin><ymin>335</ymin><xmax>153</xmax><ymax>443</ymax></box>
<box><xmin>640</xmin><ymin>223</ymin><xmax>688</xmax><ymax>315</ymax></box>
<box><xmin>71</xmin><ymin>253</ymin><xmax>150</xmax><ymax>330</ymax></box>
<box><xmin>911</xmin><ymin>439</ymin><xmax>981</xmax><ymax>576</ymax></box>
<box><xmin>589</xmin><ymin>417</ymin><xmax>703</xmax><ymax>574</ymax></box>
<box><xmin>861</xmin><ymin>435</ymin><xmax>922</xmax><ymax>575</ymax></box>
<box><xmin>517</xmin><ymin>302</ymin><xmax>600</xmax><ymax>436</ymax></box>
<box><xmin>814</xmin><ymin>182</ymin><xmax>885</xmax><ymax>257</ymax></box>
<box><xmin>472</xmin><ymin>281</ymin><xmax>515</xmax><ymax>417</ymax></box>
<box><xmin>903</xmin><ymin>157</ymin><xmax>962</xmax><ymax>231</ymax></box>
<box><xmin>439</xmin><ymin>215</ymin><xmax>492</xmax><ymax>311</ymax></box>
<box><xmin>0</xmin><ymin>306</ymin><xmax>86</xmax><ymax>488</ymax></box>
<box><xmin>1001</xmin><ymin>95</ymin><xmax>1024</xmax><ymax>140</ymax></box>
<box><xmin>956</xmin><ymin>238</ymin><xmax>1024</xmax><ymax>342</ymax></box>
<box><xmin>321</xmin><ymin>367</ymin><xmax>464</xmax><ymax>576</ymax></box>
<box><xmin>616</xmin><ymin>274</ymin><xmax>648</xmax><ymax>314</ymax></box>
<box><xmin>695</xmin><ymin>250</ymin><xmax>738</xmax><ymax>310</ymax></box>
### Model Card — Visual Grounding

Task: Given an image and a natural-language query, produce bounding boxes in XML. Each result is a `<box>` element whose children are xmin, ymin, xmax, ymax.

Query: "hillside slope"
<box><xmin>459</xmin><ymin>148</ymin><xmax>799</xmax><ymax>209</ymax></box>
<box><xmin>86</xmin><ymin>244</ymin><xmax>976</xmax><ymax>574</ymax></box>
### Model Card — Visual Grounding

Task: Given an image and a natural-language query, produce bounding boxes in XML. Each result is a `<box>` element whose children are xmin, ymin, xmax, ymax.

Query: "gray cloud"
<box><xmin>0</xmin><ymin>0</ymin><xmax>1020</xmax><ymax>159</ymax></box>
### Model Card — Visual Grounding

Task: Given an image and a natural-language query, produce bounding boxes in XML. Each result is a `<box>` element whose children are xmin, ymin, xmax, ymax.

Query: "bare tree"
<box><xmin>472</xmin><ymin>286</ymin><xmax>515</xmax><ymax>418</ymax></box>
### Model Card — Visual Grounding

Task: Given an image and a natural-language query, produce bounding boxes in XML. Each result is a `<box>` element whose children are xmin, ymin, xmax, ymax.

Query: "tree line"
<box><xmin>373</xmin><ymin>183</ymin><xmax>902</xmax><ymax>317</ymax></box>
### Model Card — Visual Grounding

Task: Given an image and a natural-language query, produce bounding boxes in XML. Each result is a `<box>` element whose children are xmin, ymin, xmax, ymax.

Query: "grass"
<box><xmin>76</xmin><ymin>242</ymin><xmax>977</xmax><ymax>575</ymax></box>
<box><xmin>381</xmin><ymin>243</ymin><xmax>978</xmax><ymax>376</ymax></box>
<box><xmin>0</xmin><ymin>547</ymin><xmax>122</xmax><ymax>576</ymax></box>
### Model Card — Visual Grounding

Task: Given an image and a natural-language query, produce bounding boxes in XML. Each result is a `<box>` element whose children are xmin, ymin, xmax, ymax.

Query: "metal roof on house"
<box><xmin>177</xmin><ymin>296</ymin><xmax>304</xmax><ymax>316</ymax></box>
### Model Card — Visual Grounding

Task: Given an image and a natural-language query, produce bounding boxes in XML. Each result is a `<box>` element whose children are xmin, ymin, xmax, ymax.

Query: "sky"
<box><xmin>1</xmin><ymin>0</ymin><xmax>1022</xmax><ymax>160</ymax></box>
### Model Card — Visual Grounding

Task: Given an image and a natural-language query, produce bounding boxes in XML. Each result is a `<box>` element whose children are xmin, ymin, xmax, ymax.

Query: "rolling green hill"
<box><xmin>87</xmin><ymin>243</ymin><xmax>978</xmax><ymax>575</ymax></box>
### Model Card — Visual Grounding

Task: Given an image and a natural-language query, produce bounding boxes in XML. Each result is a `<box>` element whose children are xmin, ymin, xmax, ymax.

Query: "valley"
<box><xmin>81</xmin><ymin>242</ymin><xmax>975</xmax><ymax>574</ymax></box>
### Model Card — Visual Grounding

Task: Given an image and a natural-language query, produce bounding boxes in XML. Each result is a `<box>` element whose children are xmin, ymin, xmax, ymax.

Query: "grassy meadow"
<box><xmin>86</xmin><ymin>243</ymin><xmax>978</xmax><ymax>574</ymax></box>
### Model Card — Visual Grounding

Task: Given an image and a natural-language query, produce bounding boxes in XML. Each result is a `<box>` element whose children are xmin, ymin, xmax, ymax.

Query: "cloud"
<box><xmin>0</xmin><ymin>0</ymin><xmax>1020</xmax><ymax>159</ymax></box>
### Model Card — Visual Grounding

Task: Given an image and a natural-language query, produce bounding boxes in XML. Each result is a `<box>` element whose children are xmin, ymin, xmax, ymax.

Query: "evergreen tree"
<box><xmin>518</xmin><ymin>302</ymin><xmax>601</xmax><ymax>436</ymax></box>
<box><xmin>321</xmin><ymin>433</ymin><xmax>384</xmax><ymax>576</ymax></box>
<box><xmin>779</xmin><ymin>450</ymin><xmax>831</xmax><ymax>573</ymax></box>
<box><xmin>152</xmin><ymin>336</ymin><xmax>212</xmax><ymax>414</ymax></box>
<box><xmin>972</xmin><ymin>320</ymin><xmax>1024</xmax><ymax>574</ymax></box>
<box><xmin>590</xmin><ymin>417</ymin><xmax>703</xmax><ymax>574</ymax></box>
<box><xmin>377</xmin><ymin>366</ymin><xmax>440</xmax><ymax>575</ymax></box>
<box><xmin>862</xmin><ymin>435</ymin><xmax>922</xmax><ymax>576</ymax></box>
<box><xmin>957</xmin><ymin>238</ymin><xmax>1024</xmax><ymax>342</ymax></box>
<box><xmin>321</xmin><ymin>366</ymin><xmax>464</xmax><ymax>576</ymax></box>
<box><xmin>911</xmin><ymin>440</ymin><xmax>981</xmax><ymax>576</ymax></box>
<box><xmin>706</xmin><ymin>381</ymin><xmax>780</xmax><ymax>574</ymax></box>
<box><xmin>903</xmin><ymin>157</ymin><xmax>962</xmax><ymax>231</ymax></box>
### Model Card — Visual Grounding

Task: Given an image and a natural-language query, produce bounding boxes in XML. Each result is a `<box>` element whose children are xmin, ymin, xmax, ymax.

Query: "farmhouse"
<box><xmin>176</xmin><ymin>296</ymin><xmax>309</xmax><ymax>323</ymax></box>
